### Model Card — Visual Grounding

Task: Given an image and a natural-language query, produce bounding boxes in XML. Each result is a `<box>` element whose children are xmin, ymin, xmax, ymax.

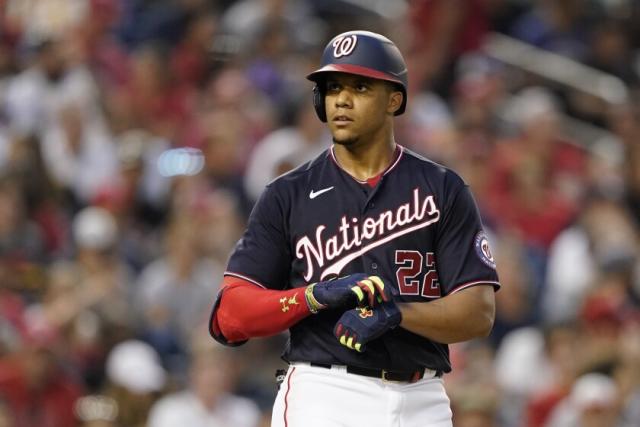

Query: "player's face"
<box><xmin>324</xmin><ymin>73</ymin><xmax>402</xmax><ymax>146</ymax></box>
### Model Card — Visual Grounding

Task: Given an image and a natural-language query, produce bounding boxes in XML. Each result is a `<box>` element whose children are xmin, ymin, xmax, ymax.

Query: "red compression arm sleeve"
<box><xmin>212</xmin><ymin>276</ymin><xmax>311</xmax><ymax>343</ymax></box>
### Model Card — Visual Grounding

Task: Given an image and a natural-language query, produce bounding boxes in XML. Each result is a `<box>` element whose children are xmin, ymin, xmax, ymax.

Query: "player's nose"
<box><xmin>334</xmin><ymin>88</ymin><xmax>353</xmax><ymax>109</ymax></box>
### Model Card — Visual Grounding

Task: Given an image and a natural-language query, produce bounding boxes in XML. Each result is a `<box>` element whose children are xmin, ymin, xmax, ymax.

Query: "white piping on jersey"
<box><xmin>295</xmin><ymin>187</ymin><xmax>440</xmax><ymax>281</ymax></box>
<box><xmin>329</xmin><ymin>144</ymin><xmax>404</xmax><ymax>183</ymax></box>
<box><xmin>384</xmin><ymin>145</ymin><xmax>404</xmax><ymax>175</ymax></box>
<box><xmin>448</xmin><ymin>280</ymin><xmax>500</xmax><ymax>295</ymax></box>
<box><xmin>223</xmin><ymin>271</ymin><xmax>267</xmax><ymax>289</ymax></box>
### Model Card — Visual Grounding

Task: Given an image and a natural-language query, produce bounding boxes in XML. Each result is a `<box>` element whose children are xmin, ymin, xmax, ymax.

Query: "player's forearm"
<box><xmin>212</xmin><ymin>279</ymin><xmax>311</xmax><ymax>343</ymax></box>
<box><xmin>397</xmin><ymin>285</ymin><xmax>495</xmax><ymax>344</ymax></box>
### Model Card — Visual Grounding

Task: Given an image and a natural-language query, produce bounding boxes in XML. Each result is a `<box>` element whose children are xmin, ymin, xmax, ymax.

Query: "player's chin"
<box><xmin>331</xmin><ymin>130</ymin><xmax>359</xmax><ymax>146</ymax></box>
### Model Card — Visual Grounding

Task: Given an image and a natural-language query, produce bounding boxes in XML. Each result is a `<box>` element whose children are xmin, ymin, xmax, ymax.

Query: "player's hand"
<box><xmin>305</xmin><ymin>274</ymin><xmax>391</xmax><ymax>313</ymax></box>
<box><xmin>333</xmin><ymin>300</ymin><xmax>402</xmax><ymax>352</ymax></box>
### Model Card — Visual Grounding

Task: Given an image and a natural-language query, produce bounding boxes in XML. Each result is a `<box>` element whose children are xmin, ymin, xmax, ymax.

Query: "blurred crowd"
<box><xmin>0</xmin><ymin>0</ymin><xmax>640</xmax><ymax>426</ymax></box>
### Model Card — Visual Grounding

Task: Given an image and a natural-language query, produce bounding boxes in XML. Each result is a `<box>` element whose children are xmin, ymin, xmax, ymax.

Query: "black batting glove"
<box><xmin>333</xmin><ymin>300</ymin><xmax>402</xmax><ymax>352</ymax></box>
<box><xmin>304</xmin><ymin>274</ymin><xmax>391</xmax><ymax>313</ymax></box>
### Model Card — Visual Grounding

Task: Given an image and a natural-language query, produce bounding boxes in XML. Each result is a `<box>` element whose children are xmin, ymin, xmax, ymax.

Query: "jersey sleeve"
<box><xmin>435</xmin><ymin>181</ymin><xmax>500</xmax><ymax>295</ymax></box>
<box><xmin>226</xmin><ymin>184</ymin><xmax>291</xmax><ymax>290</ymax></box>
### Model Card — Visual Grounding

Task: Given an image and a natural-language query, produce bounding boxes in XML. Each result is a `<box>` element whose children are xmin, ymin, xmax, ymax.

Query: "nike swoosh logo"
<box><xmin>309</xmin><ymin>186</ymin><xmax>335</xmax><ymax>199</ymax></box>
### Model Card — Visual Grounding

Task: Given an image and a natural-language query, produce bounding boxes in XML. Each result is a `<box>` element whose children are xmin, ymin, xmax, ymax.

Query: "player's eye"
<box><xmin>327</xmin><ymin>82</ymin><xmax>341</xmax><ymax>92</ymax></box>
<box><xmin>355</xmin><ymin>83</ymin><xmax>369</xmax><ymax>92</ymax></box>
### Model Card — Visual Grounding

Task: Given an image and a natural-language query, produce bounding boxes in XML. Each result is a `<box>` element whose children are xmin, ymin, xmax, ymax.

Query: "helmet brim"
<box><xmin>306</xmin><ymin>63</ymin><xmax>405</xmax><ymax>87</ymax></box>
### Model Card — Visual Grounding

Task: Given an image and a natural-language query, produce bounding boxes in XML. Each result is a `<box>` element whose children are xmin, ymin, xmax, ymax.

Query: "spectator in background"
<box><xmin>71</xmin><ymin>0</ymin><xmax>129</xmax><ymax>91</ymax></box>
<box><xmin>203</xmin><ymin>66</ymin><xmax>276</xmax><ymax>145</ymax></box>
<box><xmin>447</xmin><ymin>341</ymin><xmax>499</xmax><ymax>427</ymax></box>
<box><xmin>0</xmin><ymin>174</ymin><xmax>49</xmax><ymax>303</ymax></box>
<box><xmin>545</xmin><ymin>373</ymin><xmax>620</xmax><ymax>427</ymax></box>
<box><xmin>221</xmin><ymin>0</ymin><xmax>321</xmax><ymax>54</ymax></box>
<box><xmin>193</xmin><ymin>189</ymin><xmax>246</xmax><ymax>267</ymax></box>
<box><xmin>4</xmin><ymin>34</ymin><xmax>103</xmax><ymax>139</ymax></box>
<box><xmin>451</xmin><ymin>386</ymin><xmax>498</xmax><ymax>427</ymax></box>
<box><xmin>487</xmin><ymin>87</ymin><xmax>587</xmax><ymax>249</ymax></box>
<box><xmin>39</xmin><ymin>260</ymin><xmax>106</xmax><ymax>390</ymax></box>
<box><xmin>509</xmin><ymin>0</ymin><xmax>592</xmax><ymax>61</ymax></box>
<box><xmin>95</xmin><ymin>129</ymin><xmax>171</xmax><ymax>271</ymax></box>
<box><xmin>451</xmin><ymin>53</ymin><xmax>507</xmax><ymax>146</ymax></box>
<box><xmin>197</xmin><ymin>106</ymin><xmax>255</xmax><ymax>214</ymax></box>
<box><xmin>404</xmin><ymin>0</ymin><xmax>490</xmax><ymax>96</ymax></box>
<box><xmin>577</xmin><ymin>291</ymin><xmax>629</xmax><ymax>375</ymax></box>
<box><xmin>170</xmin><ymin>9</ymin><xmax>218</xmax><ymax>88</ymax></box>
<box><xmin>103</xmin><ymin>340</ymin><xmax>166</xmax><ymax>427</ymax></box>
<box><xmin>243</xmin><ymin>100</ymin><xmax>327</xmax><ymax>203</ymax></box>
<box><xmin>106</xmin><ymin>43</ymin><xmax>195</xmax><ymax>142</ymax></box>
<box><xmin>585</xmin><ymin>20</ymin><xmax>638</xmax><ymax>87</ymax></box>
<box><xmin>6</xmin><ymin>132</ymin><xmax>70</xmax><ymax>256</ymax></box>
<box><xmin>40</xmin><ymin>99</ymin><xmax>118</xmax><ymax>206</ymax></box>
<box><xmin>0</xmin><ymin>174</ymin><xmax>46</xmax><ymax>264</ymax></box>
<box><xmin>396</xmin><ymin>83</ymin><xmax>454</xmax><ymax>166</ymax></box>
<box><xmin>544</xmin><ymin>193</ymin><xmax>639</xmax><ymax>324</ymax></box>
<box><xmin>4</xmin><ymin>0</ymin><xmax>87</xmax><ymax>44</ymax></box>
<box><xmin>495</xmin><ymin>323</ymin><xmax>580</xmax><ymax>426</ymax></box>
<box><xmin>250</xmin><ymin>22</ymin><xmax>291</xmax><ymax>83</ymax></box>
<box><xmin>490</xmin><ymin>235</ymin><xmax>537</xmax><ymax>347</ymax></box>
<box><xmin>4</xmin><ymin>38</ymin><xmax>68</xmax><ymax>137</ymax></box>
<box><xmin>136</xmin><ymin>214</ymin><xmax>221</xmax><ymax>368</ymax></box>
<box><xmin>36</xmin><ymin>207</ymin><xmax>136</xmax><ymax>390</ymax></box>
<box><xmin>0</xmin><ymin>310</ymin><xmax>84</xmax><ymax>427</ymax></box>
<box><xmin>67</xmin><ymin>207</ymin><xmax>135</xmax><ymax>343</ymax></box>
<box><xmin>147</xmin><ymin>333</ymin><xmax>261</xmax><ymax>427</ymax></box>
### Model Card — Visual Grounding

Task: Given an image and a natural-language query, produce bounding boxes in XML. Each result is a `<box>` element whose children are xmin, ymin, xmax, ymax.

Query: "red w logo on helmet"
<box><xmin>332</xmin><ymin>35</ymin><xmax>357</xmax><ymax>58</ymax></box>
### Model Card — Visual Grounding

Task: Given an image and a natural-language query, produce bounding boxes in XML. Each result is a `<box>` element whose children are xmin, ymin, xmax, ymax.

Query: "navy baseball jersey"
<box><xmin>225</xmin><ymin>145</ymin><xmax>500</xmax><ymax>372</ymax></box>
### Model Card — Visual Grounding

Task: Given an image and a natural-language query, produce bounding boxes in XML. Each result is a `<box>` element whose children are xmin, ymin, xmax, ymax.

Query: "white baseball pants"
<box><xmin>271</xmin><ymin>362</ymin><xmax>453</xmax><ymax>427</ymax></box>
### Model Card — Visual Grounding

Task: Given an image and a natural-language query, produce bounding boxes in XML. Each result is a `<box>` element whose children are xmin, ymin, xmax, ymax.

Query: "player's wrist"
<box><xmin>305</xmin><ymin>283</ymin><xmax>326</xmax><ymax>314</ymax></box>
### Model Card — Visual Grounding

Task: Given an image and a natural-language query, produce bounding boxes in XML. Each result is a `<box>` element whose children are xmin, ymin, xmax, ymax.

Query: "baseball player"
<box><xmin>209</xmin><ymin>30</ymin><xmax>500</xmax><ymax>427</ymax></box>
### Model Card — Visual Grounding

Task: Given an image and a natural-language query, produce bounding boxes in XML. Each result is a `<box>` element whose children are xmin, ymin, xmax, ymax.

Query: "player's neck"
<box><xmin>332</xmin><ymin>133</ymin><xmax>397</xmax><ymax>181</ymax></box>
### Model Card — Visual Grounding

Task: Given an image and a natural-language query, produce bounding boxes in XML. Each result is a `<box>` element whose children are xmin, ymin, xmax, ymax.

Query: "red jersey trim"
<box><xmin>448</xmin><ymin>280</ymin><xmax>501</xmax><ymax>295</ymax></box>
<box><xmin>223</xmin><ymin>271</ymin><xmax>267</xmax><ymax>289</ymax></box>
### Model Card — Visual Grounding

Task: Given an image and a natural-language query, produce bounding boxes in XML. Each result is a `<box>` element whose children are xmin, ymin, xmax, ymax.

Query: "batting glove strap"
<box><xmin>310</xmin><ymin>273</ymin><xmax>367</xmax><ymax>310</ymax></box>
<box><xmin>311</xmin><ymin>274</ymin><xmax>391</xmax><ymax>311</ymax></box>
<box><xmin>334</xmin><ymin>301</ymin><xmax>402</xmax><ymax>352</ymax></box>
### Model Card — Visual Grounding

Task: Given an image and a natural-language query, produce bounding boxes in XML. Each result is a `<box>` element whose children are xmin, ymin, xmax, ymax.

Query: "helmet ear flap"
<box><xmin>312</xmin><ymin>85</ymin><xmax>327</xmax><ymax>122</ymax></box>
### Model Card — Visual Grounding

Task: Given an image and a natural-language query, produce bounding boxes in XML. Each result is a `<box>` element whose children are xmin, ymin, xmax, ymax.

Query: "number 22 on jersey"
<box><xmin>394</xmin><ymin>251</ymin><xmax>441</xmax><ymax>298</ymax></box>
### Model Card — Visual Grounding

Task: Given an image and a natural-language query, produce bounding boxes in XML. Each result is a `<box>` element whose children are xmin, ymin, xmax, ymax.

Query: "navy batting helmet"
<box><xmin>307</xmin><ymin>30</ymin><xmax>408</xmax><ymax>122</ymax></box>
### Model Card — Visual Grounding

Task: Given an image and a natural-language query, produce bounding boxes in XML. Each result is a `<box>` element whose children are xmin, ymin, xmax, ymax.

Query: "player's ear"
<box><xmin>387</xmin><ymin>89</ymin><xmax>403</xmax><ymax>115</ymax></box>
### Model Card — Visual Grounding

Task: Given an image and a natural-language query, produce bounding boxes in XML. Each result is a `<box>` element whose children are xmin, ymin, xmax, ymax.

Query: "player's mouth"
<box><xmin>333</xmin><ymin>115</ymin><xmax>353</xmax><ymax>126</ymax></box>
